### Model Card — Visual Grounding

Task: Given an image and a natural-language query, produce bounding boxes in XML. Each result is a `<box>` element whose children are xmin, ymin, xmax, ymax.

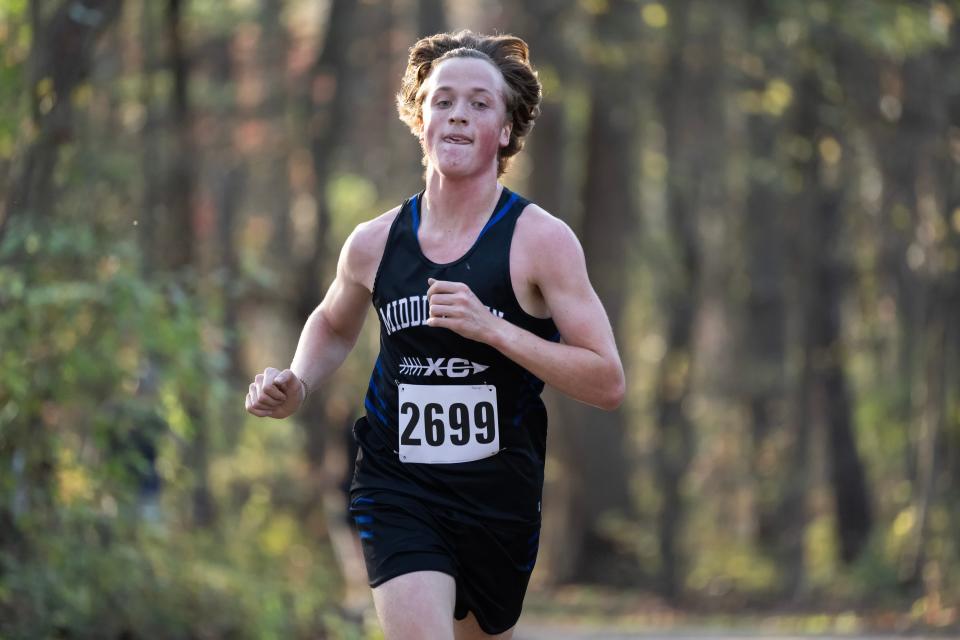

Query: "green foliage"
<box><xmin>0</xmin><ymin>215</ymin><xmax>219</xmax><ymax>443</ymax></box>
<box><xmin>0</xmin><ymin>219</ymin><xmax>356</xmax><ymax>637</ymax></box>
<box><xmin>0</xmin><ymin>2</ymin><xmax>30</xmax><ymax>162</ymax></box>
<box><xmin>834</xmin><ymin>1</ymin><xmax>953</xmax><ymax>59</ymax></box>
<box><xmin>0</xmin><ymin>0</ymin><xmax>28</xmax><ymax>19</ymax></box>
<box><xmin>186</xmin><ymin>0</ymin><xmax>260</xmax><ymax>36</ymax></box>
<box><xmin>1</xmin><ymin>509</ymin><xmax>252</xmax><ymax>639</ymax></box>
<box><xmin>328</xmin><ymin>171</ymin><xmax>379</xmax><ymax>247</ymax></box>
<box><xmin>2</xmin><ymin>0</ymin><xmax>960</xmax><ymax>634</ymax></box>
<box><xmin>686</xmin><ymin>538</ymin><xmax>779</xmax><ymax>596</ymax></box>
<box><xmin>1</xmin><ymin>503</ymin><xmax>353</xmax><ymax>639</ymax></box>
<box><xmin>847</xmin><ymin>532</ymin><xmax>905</xmax><ymax>604</ymax></box>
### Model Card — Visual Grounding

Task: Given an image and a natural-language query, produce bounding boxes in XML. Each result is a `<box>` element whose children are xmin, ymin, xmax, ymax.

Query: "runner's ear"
<box><xmin>499</xmin><ymin>121</ymin><xmax>512</xmax><ymax>148</ymax></box>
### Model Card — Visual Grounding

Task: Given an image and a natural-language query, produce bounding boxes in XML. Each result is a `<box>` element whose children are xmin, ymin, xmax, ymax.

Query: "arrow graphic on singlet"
<box><xmin>398</xmin><ymin>357</ymin><xmax>489</xmax><ymax>377</ymax></box>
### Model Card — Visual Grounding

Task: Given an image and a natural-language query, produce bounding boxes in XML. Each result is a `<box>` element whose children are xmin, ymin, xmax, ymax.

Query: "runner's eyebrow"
<box><xmin>433</xmin><ymin>86</ymin><xmax>495</xmax><ymax>95</ymax></box>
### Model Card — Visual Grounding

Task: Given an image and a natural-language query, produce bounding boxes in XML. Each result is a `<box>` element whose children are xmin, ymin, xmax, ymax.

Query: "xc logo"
<box><xmin>399</xmin><ymin>357</ymin><xmax>489</xmax><ymax>378</ymax></box>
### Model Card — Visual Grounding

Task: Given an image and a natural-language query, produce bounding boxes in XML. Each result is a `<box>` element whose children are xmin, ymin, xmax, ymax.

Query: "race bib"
<box><xmin>397</xmin><ymin>384</ymin><xmax>500</xmax><ymax>464</ymax></box>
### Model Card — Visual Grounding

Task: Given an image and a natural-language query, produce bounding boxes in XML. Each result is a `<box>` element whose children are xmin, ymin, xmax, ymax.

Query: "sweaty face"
<box><xmin>419</xmin><ymin>57</ymin><xmax>512</xmax><ymax>178</ymax></box>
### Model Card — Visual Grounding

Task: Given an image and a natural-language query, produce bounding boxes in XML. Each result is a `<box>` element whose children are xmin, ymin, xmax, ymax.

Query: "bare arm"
<box><xmin>246</xmin><ymin>211</ymin><xmax>394</xmax><ymax>418</ymax></box>
<box><xmin>288</xmin><ymin>242</ymin><xmax>371</xmax><ymax>393</ymax></box>
<box><xmin>425</xmin><ymin>207</ymin><xmax>625</xmax><ymax>410</ymax></box>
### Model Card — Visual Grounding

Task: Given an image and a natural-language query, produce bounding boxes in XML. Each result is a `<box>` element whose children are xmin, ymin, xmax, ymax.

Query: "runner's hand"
<box><xmin>426</xmin><ymin>278</ymin><xmax>500</xmax><ymax>342</ymax></box>
<box><xmin>245</xmin><ymin>367</ymin><xmax>306</xmax><ymax>419</ymax></box>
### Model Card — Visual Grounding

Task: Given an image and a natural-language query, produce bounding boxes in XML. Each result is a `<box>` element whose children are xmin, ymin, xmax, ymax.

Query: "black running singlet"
<box><xmin>350</xmin><ymin>186</ymin><xmax>559</xmax><ymax>524</ymax></box>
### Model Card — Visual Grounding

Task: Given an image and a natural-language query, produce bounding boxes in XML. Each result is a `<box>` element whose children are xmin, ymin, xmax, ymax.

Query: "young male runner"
<box><xmin>246</xmin><ymin>30</ymin><xmax>625</xmax><ymax>640</ymax></box>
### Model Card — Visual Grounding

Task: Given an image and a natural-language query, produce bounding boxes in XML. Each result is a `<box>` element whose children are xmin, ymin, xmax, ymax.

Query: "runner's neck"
<box><xmin>422</xmin><ymin>166</ymin><xmax>502</xmax><ymax>233</ymax></box>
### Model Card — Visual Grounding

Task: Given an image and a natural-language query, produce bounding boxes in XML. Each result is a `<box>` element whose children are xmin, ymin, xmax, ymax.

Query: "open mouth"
<box><xmin>442</xmin><ymin>134</ymin><xmax>472</xmax><ymax>145</ymax></box>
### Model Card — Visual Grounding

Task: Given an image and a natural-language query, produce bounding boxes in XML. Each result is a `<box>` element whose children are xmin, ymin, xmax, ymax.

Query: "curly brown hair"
<box><xmin>397</xmin><ymin>30</ymin><xmax>542</xmax><ymax>177</ymax></box>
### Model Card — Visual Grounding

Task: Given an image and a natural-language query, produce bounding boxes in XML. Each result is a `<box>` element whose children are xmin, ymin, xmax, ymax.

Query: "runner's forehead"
<box><xmin>421</xmin><ymin>57</ymin><xmax>507</xmax><ymax>100</ymax></box>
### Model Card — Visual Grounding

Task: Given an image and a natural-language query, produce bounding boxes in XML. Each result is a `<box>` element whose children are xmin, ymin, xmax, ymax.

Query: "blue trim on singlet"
<box><xmin>367</xmin><ymin>355</ymin><xmax>388</xmax><ymax>417</ymax></box>
<box><xmin>368</xmin><ymin>378</ymin><xmax>386</xmax><ymax>409</ymax></box>
<box><xmin>477</xmin><ymin>192</ymin><xmax>519</xmax><ymax>240</ymax></box>
<box><xmin>521</xmin><ymin>530</ymin><xmax>540</xmax><ymax>572</ymax></box>
<box><xmin>351</xmin><ymin>496</ymin><xmax>375</xmax><ymax>506</ymax></box>
<box><xmin>365</xmin><ymin>396</ymin><xmax>388</xmax><ymax>427</ymax></box>
<box><xmin>359</xmin><ymin>530</ymin><xmax>375</xmax><ymax>540</ymax></box>
<box><xmin>354</xmin><ymin>515</ymin><xmax>373</xmax><ymax>525</ymax></box>
<box><xmin>411</xmin><ymin>194</ymin><xmax>421</xmax><ymax>233</ymax></box>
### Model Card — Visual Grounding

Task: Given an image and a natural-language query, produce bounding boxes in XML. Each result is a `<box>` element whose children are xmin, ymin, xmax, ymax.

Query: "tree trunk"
<box><xmin>780</xmin><ymin>63</ymin><xmax>818</xmax><ymax>603</ymax></box>
<box><xmin>520</xmin><ymin>0</ymin><xmax>573</xmax><ymax>221</ymax></box>
<box><xmin>870</xmin><ymin>56</ymin><xmax>931</xmax><ymax>492</ymax></box>
<box><xmin>937</xmin><ymin>20</ymin><xmax>960</xmax><ymax>579</ymax></box>
<box><xmin>218</xmin><ymin>165</ymin><xmax>246</xmax><ymax>376</ymax></box>
<box><xmin>653</xmin><ymin>0</ymin><xmax>722</xmax><ymax>599</ymax></box>
<box><xmin>895</xmin><ymin>39</ymin><xmax>957</xmax><ymax>590</ymax></box>
<box><xmin>163</xmin><ymin>0</ymin><xmax>216</xmax><ymax>528</ymax></box>
<box><xmin>795</xmin><ymin>36</ymin><xmax>873</xmax><ymax>564</ymax></box>
<box><xmin>814</xmin><ymin>181</ymin><xmax>872</xmax><ymax>565</ymax></box>
<box><xmin>417</xmin><ymin>0</ymin><xmax>447</xmax><ymax>39</ymax></box>
<box><xmin>513</xmin><ymin>0</ymin><xmax>579</xmax><ymax>585</ymax></box>
<box><xmin>1</xmin><ymin>0</ymin><xmax>124</xmax><ymax>239</ymax></box>
<box><xmin>294</xmin><ymin>0</ymin><xmax>358</xmax><ymax>514</ymax></box>
<box><xmin>164</xmin><ymin>0</ymin><xmax>197</xmax><ymax>270</ymax></box>
<box><xmin>0</xmin><ymin>0</ymin><xmax>125</xmax><ymax>572</ymax></box>
<box><xmin>260</xmin><ymin>0</ymin><xmax>294</xmax><ymax>263</ymax></box>
<box><xmin>553</xmin><ymin>0</ymin><xmax>638</xmax><ymax>585</ymax></box>
<box><xmin>738</xmin><ymin>0</ymin><xmax>803</xmax><ymax>595</ymax></box>
<box><xmin>140</xmin><ymin>0</ymin><xmax>162</xmax><ymax>275</ymax></box>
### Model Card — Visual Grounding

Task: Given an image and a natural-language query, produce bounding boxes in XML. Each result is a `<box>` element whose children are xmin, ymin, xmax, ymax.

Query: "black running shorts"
<box><xmin>348</xmin><ymin>489</ymin><xmax>540</xmax><ymax>635</ymax></box>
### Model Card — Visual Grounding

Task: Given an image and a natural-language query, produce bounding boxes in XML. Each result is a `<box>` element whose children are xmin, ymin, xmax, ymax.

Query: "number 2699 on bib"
<box><xmin>397</xmin><ymin>384</ymin><xmax>500</xmax><ymax>464</ymax></box>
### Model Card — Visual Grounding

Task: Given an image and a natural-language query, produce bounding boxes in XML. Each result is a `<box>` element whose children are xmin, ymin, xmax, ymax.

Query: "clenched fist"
<box><xmin>245</xmin><ymin>367</ymin><xmax>307</xmax><ymax>419</ymax></box>
<box><xmin>425</xmin><ymin>277</ymin><xmax>501</xmax><ymax>343</ymax></box>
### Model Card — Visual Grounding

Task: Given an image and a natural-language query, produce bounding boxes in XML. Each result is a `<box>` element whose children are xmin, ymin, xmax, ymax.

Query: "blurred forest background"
<box><xmin>2</xmin><ymin>0</ymin><xmax>960</xmax><ymax>638</ymax></box>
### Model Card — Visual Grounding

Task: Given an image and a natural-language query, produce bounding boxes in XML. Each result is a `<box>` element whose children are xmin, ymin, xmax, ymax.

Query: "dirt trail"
<box><xmin>514</xmin><ymin>625</ymin><xmax>947</xmax><ymax>640</ymax></box>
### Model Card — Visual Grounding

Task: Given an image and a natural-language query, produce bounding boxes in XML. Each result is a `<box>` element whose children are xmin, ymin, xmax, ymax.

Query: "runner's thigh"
<box><xmin>372</xmin><ymin>570</ymin><xmax>456</xmax><ymax>640</ymax></box>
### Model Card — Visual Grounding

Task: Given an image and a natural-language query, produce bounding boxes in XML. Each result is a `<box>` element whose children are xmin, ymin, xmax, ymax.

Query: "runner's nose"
<box><xmin>449</xmin><ymin>101</ymin><xmax>468</xmax><ymax>124</ymax></box>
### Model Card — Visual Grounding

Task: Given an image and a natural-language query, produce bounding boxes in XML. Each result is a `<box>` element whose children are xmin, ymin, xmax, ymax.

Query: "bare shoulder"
<box><xmin>509</xmin><ymin>203</ymin><xmax>588</xmax><ymax>318</ymax></box>
<box><xmin>514</xmin><ymin>203</ymin><xmax>585</xmax><ymax>274</ymax></box>
<box><xmin>342</xmin><ymin>205</ymin><xmax>401</xmax><ymax>291</ymax></box>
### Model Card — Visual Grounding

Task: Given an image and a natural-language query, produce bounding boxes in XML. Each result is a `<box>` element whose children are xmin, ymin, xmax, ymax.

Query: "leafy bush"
<box><xmin>0</xmin><ymin>219</ymin><xmax>356</xmax><ymax>638</ymax></box>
